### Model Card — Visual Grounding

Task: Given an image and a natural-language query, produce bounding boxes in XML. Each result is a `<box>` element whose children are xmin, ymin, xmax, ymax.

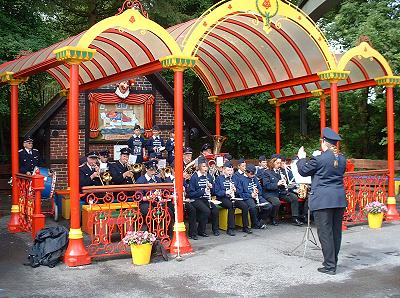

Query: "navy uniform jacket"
<box><xmin>136</xmin><ymin>174</ymin><xmax>162</xmax><ymax>197</ymax></box>
<box><xmin>79</xmin><ymin>164</ymin><xmax>102</xmax><ymax>191</ymax></box>
<box><xmin>188</xmin><ymin>172</ymin><xmax>214</xmax><ymax>201</ymax></box>
<box><xmin>237</xmin><ymin>175</ymin><xmax>262</xmax><ymax>201</ymax></box>
<box><xmin>165</xmin><ymin>138</ymin><xmax>175</xmax><ymax>165</ymax></box>
<box><xmin>146</xmin><ymin>136</ymin><xmax>165</xmax><ymax>159</ymax></box>
<box><xmin>232</xmin><ymin>170</ymin><xmax>245</xmax><ymax>184</ymax></box>
<box><xmin>261</xmin><ymin>169</ymin><xmax>287</xmax><ymax>198</ymax></box>
<box><xmin>108</xmin><ymin>161</ymin><xmax>134</xmax><ymax>185</ymax></box>
<box><xmin>127</xmin><ymin>135</ymin><xmax>145</xmax><ymax>163</ymax></box>
<box><xmin>214</xmin><ymin>174</ymin><xmax>236</xmax><ymax>199</ymax></box>
<box><xmin>19</xmin><ymin>148</ymin><xmax>41</xmax><ymax>174</ymax></box>
<box><xmin>297</xmin><ymin>150</ymin><xmax>347</xmax><ymax>211</ymax></box>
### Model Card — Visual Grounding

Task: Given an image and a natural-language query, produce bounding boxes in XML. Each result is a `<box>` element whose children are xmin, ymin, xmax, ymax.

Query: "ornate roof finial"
<box><xmin>116</xmin><ymin>0</ymin><xmax>148</xmax><ymax>18</ymax></box>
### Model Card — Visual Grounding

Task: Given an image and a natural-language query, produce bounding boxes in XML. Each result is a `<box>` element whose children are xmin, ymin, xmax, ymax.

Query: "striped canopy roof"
<box><xmin>0</xmin><ymin>0</ymin><xmax>395</xmax><ymax>100</ymax></box>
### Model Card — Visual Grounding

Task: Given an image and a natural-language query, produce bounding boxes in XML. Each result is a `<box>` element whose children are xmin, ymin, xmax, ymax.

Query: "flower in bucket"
<box><xmin>122</xmin><ymin>231</ymin><xmax>157</xmax><ymax>246</ymax></box>
<box><xmin>364</xmin><ymin>201</ymin><xmax>388</xmax><ymax>214</ymax></box>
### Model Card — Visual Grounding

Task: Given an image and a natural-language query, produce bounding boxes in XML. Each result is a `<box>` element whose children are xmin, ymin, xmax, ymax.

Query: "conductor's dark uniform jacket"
<box><xmin>297</xmin><ymin>150</ymin><xmax>347</xmax><ymax>211</ymax></box>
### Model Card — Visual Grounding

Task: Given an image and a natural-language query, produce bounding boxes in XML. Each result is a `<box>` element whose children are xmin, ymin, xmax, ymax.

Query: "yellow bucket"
<box><xmin>368</xmin><ymin>212</ymin><xmax>384</xmax><ymax>229</ymax></box>
<box><xmin>130</xmin><ymin>243</ymin><xmax>152</xmax><ymax>265</ymax></box>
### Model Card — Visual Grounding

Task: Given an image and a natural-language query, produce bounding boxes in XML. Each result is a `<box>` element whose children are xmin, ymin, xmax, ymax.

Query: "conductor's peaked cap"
<box><xmin>322</xmin><ymin>127</ymin><xmax>342</xmax><ymax>145</ymax></box>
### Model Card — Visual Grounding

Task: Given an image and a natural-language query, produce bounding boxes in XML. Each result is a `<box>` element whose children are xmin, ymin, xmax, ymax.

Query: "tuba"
<box><xmin>212</xmin><ymin>135</ymin><xmax>227</xmax><ymax>155</ymax></box>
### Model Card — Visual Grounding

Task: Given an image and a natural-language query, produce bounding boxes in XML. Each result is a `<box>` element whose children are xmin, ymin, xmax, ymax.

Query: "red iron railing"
<box><xmin>343</xmin><ymin>170</ymin><xmax>388</xmax><ymax>227</ymax></box>
<box><xmin>15</xmin><ymin>173</ymin><xmax>45</xmax><ymax>238</ymax></box>
<box><xmin>81</xmin><ymin>183</ymin><xmax>173</xmax><ymax>258</ymax></box>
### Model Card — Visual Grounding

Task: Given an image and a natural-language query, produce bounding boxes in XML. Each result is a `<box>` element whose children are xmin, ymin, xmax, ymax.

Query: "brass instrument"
<box><xmin>212</xmin><ymin>135</ymin><xmax>227</xmax><ymax>155</ymax></box>
<box><xmin>100</xmin><ymin>171</ymin><xmax>112</xmax><ymax>185</ymax></box>
<box><xmin>183</xmin><ymin>160</ymin><xmax>196</xmax><ymax>176</ymax></box>
<box><xmin>131</xmin><ymin>163</ymin><xmax>143</xmax><ymax>173</ymax></box>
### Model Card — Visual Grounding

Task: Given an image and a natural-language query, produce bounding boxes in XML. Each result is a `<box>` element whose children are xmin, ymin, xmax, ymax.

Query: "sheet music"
<box><xmin>157</xmin><ymin>159</ymin><xmax>167</xmax><ymax>169</ymax></box>
<box><xmin>291</xmin><ymin>160</ymin><xmax>312</xmax><ymax>184</ymax></box>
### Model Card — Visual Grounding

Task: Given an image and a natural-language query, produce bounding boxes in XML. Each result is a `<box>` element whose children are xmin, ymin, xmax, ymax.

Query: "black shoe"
<box><xmin>317</xmin><ymin>267</ymin><xmax>336</xmax><ymax>275</ymax></box>
<box><xmin>293</xmin><ymin>218</ymin><xmax>304</xmax><ymax>226</ymax></box>
<box><xmin>255</xmin><ymin>224</ymin><xmax>267</xmax><ymax>229</ymax></box>
<box><xmin>213</xmin><ymin>230</ymin><xmax>220</xmax><ymax>236</ymax></box>
<box><xmin>227</xmin><ymin>229</ymin><xmax>236</xmax><ymax>236</ymax></box>
<box><xmin>271</xmin><ymin>219</ymin><xmax>279</xmax><ymax>226</ymax></box>
<box><xmin>189</xmin><ymin>235</ymin><xmax>198</xmax><ymax>240</ymax></box>
<box><xmin>242</xmin><ymin>227</ymin><xmax>253</xmax><ymax>234</ymax></box>
<box><xmin>198</xmin><ymin>232</ymin><xmax>209</xmax><ymax>237</ymax></box>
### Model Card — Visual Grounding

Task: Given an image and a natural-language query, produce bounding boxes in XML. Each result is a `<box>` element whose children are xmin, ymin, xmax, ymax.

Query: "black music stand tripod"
<box><xmin>289</xmin><ymin>209</ymin><xmax>320</xmax><ymax>261</ymax></box>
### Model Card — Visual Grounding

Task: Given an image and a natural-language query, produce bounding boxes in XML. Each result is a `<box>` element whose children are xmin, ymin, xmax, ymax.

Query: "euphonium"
<box><xmin>127</xmin><ymin>163</ymin><xmax>143</xmax><ymax>173</ymax></box>
<box><xmin>212</xmin><ymin>135</ymin><xmax>227</xmax><ymax>154</ymax></box>
<box><xmin>100</xmin><ymin>171</ymin><xmax>112</xmax><ymax>185</ymax></box>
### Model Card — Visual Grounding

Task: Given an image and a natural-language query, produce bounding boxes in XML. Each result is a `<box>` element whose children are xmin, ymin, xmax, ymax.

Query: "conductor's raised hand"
<box><xmin>297</xmin><ymin>146</ymin><xmax>307</xmax><ymax>159</ymax></box>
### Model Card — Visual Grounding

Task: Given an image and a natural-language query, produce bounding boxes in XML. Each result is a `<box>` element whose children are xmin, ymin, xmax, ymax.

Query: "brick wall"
<box><xmin>48</xmin><ymin>76</ymin><xmax>181</xmax><ymax>189</ymax></box>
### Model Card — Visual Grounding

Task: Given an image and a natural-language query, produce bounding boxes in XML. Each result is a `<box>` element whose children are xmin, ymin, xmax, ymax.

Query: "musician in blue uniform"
<box><xmin>297</xmin><ymin>127</ymin><xmax>346</xmax><ymax>275</ymax></box>
<box><xmin>165</xmin><ymin>129</ymin><xmax>175</xmax><ymax>165</ymax></box>
<box><xmin>215</xmin><ymin>161</ymin><xmax>252</xmax><ymax>235</ymax></box>
<box><xmin>262</xmin><ymin>155</ymin><xmax>303</xmax><ymax>226</ymax></box>
<box><xmin>108</xmin><ymin>147</ymin><xmax>134</xmax><ymax>185</ymax></box>
<box><xmin>237</xmin><ymin>164</ymin><xmax>267</xmax><ymax>229</ymax></box>
<box><xmin>19</xmin><ymin>136</ymin><xmax>41</xmax><ymax>174</ymax></box>
<box><xmin>98</xmin><ymin>150</ymin><xmax>110</xmax><ymax>172</ymax></box>
<box><xmin>256</xmin><ymin>155</ymin><xmax>268</xmax><ymax>180</ymax></box>
<box><xmin>127</xmin><ymin>125</ymin><xmax>146</xmax><ymax>164</ymax></box>
<box><xmin>233</xmin><ymin>158</ymin><xmax>246</xmax><ymax>183</ymax></box>
<box><xmin>146</xmin><ymin>125</ymin><xmax>165</xmax><ymax>159</ymax></box>
<box><xmin>189</xmin><ymin>156</ymin><xmax>219</xmax><ymax>237</ymax></box>
<box><xmin>79</xmin><ymin>152</ymin><xmax>102</xmax><ymax>201</ymax></box>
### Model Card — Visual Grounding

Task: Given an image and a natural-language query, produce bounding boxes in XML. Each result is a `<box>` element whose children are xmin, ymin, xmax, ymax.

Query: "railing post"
<box><xmin>31</xmin><ymin>174</ymin><xmax>45</xmax><ymax>239</ymax></box>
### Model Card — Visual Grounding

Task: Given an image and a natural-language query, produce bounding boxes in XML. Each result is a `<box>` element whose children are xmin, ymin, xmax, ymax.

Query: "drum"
<box><xmin>33</xmin><ymin>167</ymin><xmax>57</xmax><ymax>200</ymax></box>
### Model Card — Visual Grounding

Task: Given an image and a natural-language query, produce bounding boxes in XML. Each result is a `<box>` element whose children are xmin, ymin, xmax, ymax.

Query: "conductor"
<box><xmin>296</xmin><ymin>127</ymin><xmax>346</xmax><ymax>275</ymax></box>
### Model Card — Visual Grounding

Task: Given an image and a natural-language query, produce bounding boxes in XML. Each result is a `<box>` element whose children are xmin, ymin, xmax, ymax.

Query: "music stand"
<box><xmin>289</xmin><ymin>208</ymin><xmax>320</xmax><ymax>261</ymax></box>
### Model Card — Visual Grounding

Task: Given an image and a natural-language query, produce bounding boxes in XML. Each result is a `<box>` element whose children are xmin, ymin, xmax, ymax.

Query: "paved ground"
<box><xmin>0</xmin><ymin>194</ymin><xmax>400</xmax><ymax>298</ymax></box>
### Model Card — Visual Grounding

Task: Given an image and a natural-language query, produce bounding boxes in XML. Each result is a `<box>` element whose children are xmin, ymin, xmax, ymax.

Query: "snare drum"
<box><xmin>33</xmin><ymin>167</ymin><xmax>57</xmax><ymax>200</ymax></box>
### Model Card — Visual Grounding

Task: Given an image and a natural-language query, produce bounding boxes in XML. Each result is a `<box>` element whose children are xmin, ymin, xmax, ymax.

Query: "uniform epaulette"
<box><xmin>18</xmin><ymin>149</ymin><xmax>23</xmax><ymax>152</ymax></box>
<box><xmin>79</xmin><ymin>164</ymin><xmax>85</xmax><ymax>168</ymax></box>
<box><xmin>33</xmin><ymin>149</ymin><xmax>38</xmax><ymax>151</ymax></box>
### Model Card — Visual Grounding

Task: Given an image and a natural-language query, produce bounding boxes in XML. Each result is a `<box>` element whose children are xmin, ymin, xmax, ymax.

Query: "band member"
<box><xmin>146</xmin><ymin>125</ymin><xmax>165</xmax><ymax>159</ymax></box>
<box><xmin>237</xmin><ymin>164</ymin><xmax>267</xmax><ymax>229</ymax></box>
<box><xmin>79</xmin><ymin>151</ymin><xmax>102</xmax><ymax>195</ymax></box>
<box><xmin>19</xmin><ymin>136</ymin><xmax>41</xmax><ymax>175</ymax></box>
<box><xmin>127</xmin><ymin>125</ymin><xmax>145</xmax><ymax>164</ymax></box>
<box><xmin>189</xmin><ymin>156</ymin><xmax>219</xmax><ymax>237</ymax></box>
<box><xmin>183</xmin><ymin>147</ymin><xmax>193</xmax><ymax>168</ymax></box>
<box><xmin>108</xmin><ymin>147</ymin><xmax>134</xmax><ymax>184</ymax></box>
<box><xmin>200</xmin><ymin>143</ymin><xmax>213</xmax><ymax>157</ymax></box>
<box><xmin>233</xmin><ymin>158</ymin><xmax>246</xmax><ymax>182</ymax></box>
<box><xmin>297</xmin><ymin>127</ymin><xmax>346</xmax><ymax>275</ymax></box>
<box><xmin>165</xmin><ymin>129</ymin><xmax>175</xmax><ymax>165</ymax></box>
<box><xmin>215</xmin><ymin>161</ymin><xmax>252</xmax><ymax>235</ymax></box>
<box><xmin>256</xmin><ymin>155</ymin><xmax>268</xmax><ymax>183</ymax></box>
<box><xmin>99</xmin><ymin>150</ymin><xmax>110</xmax><ymax>172</ymax></box>
<box><xmin>262</xmin><ymin>155</ymin><xmax>303</xmax><ymax>226</ymax></box>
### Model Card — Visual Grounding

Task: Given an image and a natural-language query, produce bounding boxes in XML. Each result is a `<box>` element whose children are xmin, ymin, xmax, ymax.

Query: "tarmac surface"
<box><xmin>0</xmin><ymin>194</ymin><xmax>399</xmax><ymax>298</ymax></box>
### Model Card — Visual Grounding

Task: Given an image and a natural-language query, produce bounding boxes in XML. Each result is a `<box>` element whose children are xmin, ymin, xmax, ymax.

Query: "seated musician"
<box><xmin>136</xmin><ymin>160</ymin><xmax>174</xmax><ymax>234</ymax></box>
<box><xmin>146</xmin><ymin>125</ymin><xmax>165</xmax><ymax>160</ymax></box>
<box><xmin>19</xmin><ymin>136</ymin><xmax>42</xmax><ymax>175</ymax></box>
<box><xmin>99</xmin><ymin>150</ymin><xmax>110</xmax><ymax>172</ymax></box>
<box><xmin>127</xmin><ymin>124</ymin><xmax>145</xmax><ymax>164</ymax></box>
<box><xmin>237</xmin><ymin>164</ymin><xmax>268</xmax><ymax>229</ymax></box>
<box><xmin>215</xmin><ymin>161</ymin><xmax>252</xmax><ymax>236</ymax></box>
<box><xmin>233</xmin><ymin>158</ymin><xmax>246</xmax><ymax>181</ymax></box>
<box><xmin>79</xmin><ymin>152</ymin><xmax>102</xmax><ymax>202</ymax></box>
<box><xmin>262</xmin><ymin>155</ymin><xmax>303</xmax><ymax>226</ymax></box>
<box><xmin>189</xmin><ymin>156</ymin><xmax>220</xmax><ymax>237</ymax></box>
<box><xmin>256</xmin><ymin>155</ymin><xmax>268</xmax><ymax>180</ymax></box>
<box><xmin>108</xmin><ymin>147</ymin><xmax>134</xmax><ymax>185</ymax></box>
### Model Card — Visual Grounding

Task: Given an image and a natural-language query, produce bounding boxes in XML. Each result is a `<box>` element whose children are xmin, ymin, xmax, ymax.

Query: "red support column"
<box><xmin>275</xmin><ymin>104</ymin><xmax>281</xmax><ymax>154</ymax></box>
<box><xmin>31</xmin><ymin>174</ymin><xmax>45</xmax><ymax>239</ymax></box>
<box><xmin>215</xmin><ymin>101</ymin><xmax>221</xmax><ymax>136</ymax></box>
<box><xmin>320</xmin><ymin>94</ymin><xmax>326</xmax><ymax>137</ymax></box>
<box><xmin>170</xmin><ymin>69</ymin><xmax>192</xmax><ymax>254</ymax></box>
<box><xmin>385</xmin><ymin>86</ymin><xmax>399</xmax><ymax>221</ymax></box>
<box><xmin>330</xmin><ymin>81</ymin><xmax>339</xmax><ymax>133</ymax></box>
<box><xmin>64</xmin><ymin>63</ymin><xmax>91</xmax><ymax>266</ymax></box>
<box><xmin>8</xmin><ymin>82</ymin><xmax>22</xmax><ymax>232</ymax></box>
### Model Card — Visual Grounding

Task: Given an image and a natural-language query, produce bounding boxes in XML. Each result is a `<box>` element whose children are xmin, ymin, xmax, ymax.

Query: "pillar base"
<box><xmin>64</xmin><ymin>229</ymin><xmax>91</xmax><ymax>267</ymax></box>
<box><xmin>386</xmin><ymin>197</ymin><xmax>400</xmax><ymax>221</ymax></box>
<box><xmin>8</xmin><ymin>205</ymin><xmax>22</xmax><ymax>233</ymax></box>
<box><xmin>169</xmin><ymin>222</ymin><xmax>192</xmax><ymax>254</ymax></box>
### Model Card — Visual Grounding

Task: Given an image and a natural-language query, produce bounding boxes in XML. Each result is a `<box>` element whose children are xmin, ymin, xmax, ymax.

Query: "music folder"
<box><xmin>291</xmin><ymin>160</ymin><xmax>312</xmax><ymax>184</ymax></box>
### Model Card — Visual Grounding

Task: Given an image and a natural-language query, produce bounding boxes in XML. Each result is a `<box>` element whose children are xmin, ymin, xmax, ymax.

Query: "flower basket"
<box><xmin>364</xmin><ymin>201</ymin><xmax>388</xmax><ymax>229</ymax></box>
<box><xmin>123</xmin><ymin>231</ymin><xmax>157</xmax><ymax>265</ymax></box>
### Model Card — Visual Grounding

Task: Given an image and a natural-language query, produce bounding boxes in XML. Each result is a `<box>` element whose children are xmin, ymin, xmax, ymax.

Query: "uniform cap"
<box><xmin>133</xmin><ymin>124</ymin><xmax>141</xmax><ymax>130</ymax></box>
<box><xmin>152</xmin><ymin>125</ymin><xmax>160</xmax><ymax>131</ymax></box>
<box><xmin>322</xmin><ymin>127</ymin><xmax>342</xmax><ymax>145</ymax></box>
<box><xmin>120</xmin><ymin>147</ymin><xmax>131</xmax><ymax>155</ymax></box>
<box><xmin>201</xmin><ymin>143</ymin><xmax>212</xmax><ymax>152</ymax></box>
<box><xmin>259</xmin><ymin>155</ymin><xmax>267</xmax><ymax>161</ymax></box>
<box><xmin>149</xmin><ymin>152</ymin><xmax>157</xmax><ymax>159</ymax></box>
<box><xmin>184</xmin><ymin>147</ymin><xmax>193</xmax><ymax>154</ymax></box>
<box><xmin>144</xmin><ymin>160</ymin><xmax>158</xmax><ymax>170</ymax></box>
<box><xmin>99</xmin><ymin>150</ymin><xmax>110</xmax><ymax>157</ymax></box>
<box><xmin>197</xmin><ymin>156</ymin><xmax>208</xmax><ymax>165</ymax></box>
<box><xmin>245</xmin><ymin>164</ymin><xmax>256</xmax><ymax>174</ymax></box>
<box><xmin>87</xmin><ymin>151</ymin><xmax>99</xmax><ymax>158</ymax></box>
<box><xmin>237</xmin><ymin>158</ymin><xmax>246</xmax><ymax>165</ymax></box>
<box><xmin>223</xmin><ymin>161</ymin><xmax>233</xmax><ymax>168</ymax></box>
<box><xmin>23</xmin><ymin>136</ymin><xmax>33</xmax><ymax>143</ymax></box>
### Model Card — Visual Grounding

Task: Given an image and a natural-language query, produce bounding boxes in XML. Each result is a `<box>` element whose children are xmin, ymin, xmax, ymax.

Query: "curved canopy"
<box><xmin>0</xmin><ymin>0</ymin><xmax>396</xmax><ymax>101</ymax></box>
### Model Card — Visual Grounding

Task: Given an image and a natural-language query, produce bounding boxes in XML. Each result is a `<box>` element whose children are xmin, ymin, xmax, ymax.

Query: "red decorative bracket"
<box><xmin>116</xmin><ymin>0</ymin><xmax>149</xmax><ymax>18</ymax></box>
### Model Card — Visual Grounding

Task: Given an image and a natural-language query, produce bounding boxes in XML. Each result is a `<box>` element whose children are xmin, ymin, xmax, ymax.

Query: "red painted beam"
<box><xmin>13</xmin><ymin>58</ymin><xmax>62</xmax><ymax>78</ymax></box>
<box><xmin>219</xmin><ymin>74</ymin><xmax>320</xmax><ymax>101</ymax></box>
<box><xmin>79</xmin><ymin>60</ymin><xmax>162</xmax><ymax>91</ymax></box>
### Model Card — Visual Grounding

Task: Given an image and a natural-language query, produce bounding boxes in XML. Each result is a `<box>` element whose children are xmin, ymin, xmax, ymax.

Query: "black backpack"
<box><xmin>25</xmin><ymin>226</ymin><xmax>69</xmax><ymax>268</ymax></box>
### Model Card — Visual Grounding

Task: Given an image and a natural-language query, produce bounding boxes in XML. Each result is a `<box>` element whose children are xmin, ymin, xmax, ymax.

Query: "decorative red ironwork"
<box><xmin>116</xmin><ymin>0</ymin><xmax>149</xmax><ymax>18</ymax></box>
<box><xmin>81</xmin><ymin>183</ymin><xmax>173</xmax><ymax>258</ymax></box>
<box><xmin>343</xmin><ymin>170</ymin><xmax>388</xmax><ymax>227</ymax></box>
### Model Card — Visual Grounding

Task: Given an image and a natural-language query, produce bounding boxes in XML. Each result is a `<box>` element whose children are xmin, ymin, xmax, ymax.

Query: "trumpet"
<box><xmin>127</xmin><ymin>163</ymin><xmax>143</xmax><ymax>173</ymax></box>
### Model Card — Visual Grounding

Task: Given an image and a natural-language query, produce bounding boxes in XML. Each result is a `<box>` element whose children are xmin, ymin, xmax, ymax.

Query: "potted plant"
<box><xmin>364</xmin><ymin>201</ymin><xmax>388</xmax><ymax>229</ymax></box>
<box><xmin>123</xmin><ymin>231</ymin><xmax>157</xmax><ymax>265</ymax></box>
